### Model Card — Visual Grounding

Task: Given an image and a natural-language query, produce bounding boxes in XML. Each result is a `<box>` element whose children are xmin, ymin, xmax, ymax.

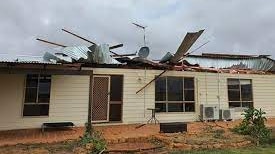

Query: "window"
<box><xmin>227</xmin><ymin>79</ymin><xmax>253</xmax><ymax>108</ymax></box>
<box><xmin>155</xmin><ymin>77</ymin><xmax>195</xmax><ymax>112</ymax></box>
<box><xmin>23</xmin><ymin>74</ymin><xmax>51</xmax><ymax>116</ymax></box>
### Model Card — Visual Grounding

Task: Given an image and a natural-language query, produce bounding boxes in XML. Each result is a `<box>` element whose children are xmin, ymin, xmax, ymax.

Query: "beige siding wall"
<box><xmin>91</xmin><ymin>68</ymin><xmax>214</xmax><ymax>123</ymax></box>
<box><xmin>0</xmin><ymin>74</ymin><xmax>89</xmax><ymax>131</ymax></box>
<box><xmin>91</xmin><ymin>68</ymin><xmax>275</xmax><ymax>123</ymax></box>
<box><xmin>1</xmin><ymin>68</ymin><xmax>275</xmax><ymax>130</ymax></box>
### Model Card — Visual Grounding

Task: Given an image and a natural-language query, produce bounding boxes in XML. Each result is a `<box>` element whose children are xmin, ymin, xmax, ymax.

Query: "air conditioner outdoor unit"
<box><xmin>200</xmin><ymin>104</ymin><xmax>219</xmax><ymax>121</ymax></box>
<box><xmin>220</xmin><ymin>109</ymin><xmax>234</xmax><ymax>121</ymax></box>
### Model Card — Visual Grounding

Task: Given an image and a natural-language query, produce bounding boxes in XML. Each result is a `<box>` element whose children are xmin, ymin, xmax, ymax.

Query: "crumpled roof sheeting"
<box><xmin>89</xmin><ymin>44</ymin><xmax>115</xmax><ymax>64</ymax></box>
<box><xmin>52</xmin><ymin>46</ymin><xmax>89</xmax><ymax>60</ymax></box>
<box><xmin>183</xmin><ymin>55</ymin><xmax>275</xmax><ymax>71</ymax></box>
<box><xmin>159</xmin><ymin>52</ymin><xmax>173</xmax><ymax>63</ymax></box>
<box><xmin>43</xmin><ymin>44</ymin><xmax>119</xmax><ymax>64</ymax></box>
<box><xmin>43</xmin><ymin>52</ymin><xmax>72</xmax><ymax>63</ymax></box>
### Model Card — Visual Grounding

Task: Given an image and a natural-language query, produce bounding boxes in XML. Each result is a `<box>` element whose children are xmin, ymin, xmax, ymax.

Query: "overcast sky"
<box><xmin>1</xmin><ymin>0</ymin><xmax>275</xmax><ymax>59</ymax></box>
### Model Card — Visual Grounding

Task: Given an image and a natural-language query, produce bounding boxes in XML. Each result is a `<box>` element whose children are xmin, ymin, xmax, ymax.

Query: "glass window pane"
<box><xmin>109</xmin><ymin>104</ymin><xmax>122</xmax><ymax>121</ymax></box>
<box><xmin>167</xmin><ymin>77</ymin><xmax>183</xmax><ymax>101</ymax></box>
<box><xmin>155</xmin><ymin>103</ymin><xmax>166</xmax><ymax>112</ymax></box>
<box><xmin>23</xmin><ymin>104</ymin><xmax>49</xmax><ymax>116</ymax></box>
<box><xmin>168</xmin><ymin>103</ymin><xmax>183</xmax><ymax>112</ymax></box>
<box><xmin>228</xmin><ymin>90</ymin><xmax>240</xmax><ymax>101</ymax></box>
<box><xmin>228</xmin><ymin>79</ymin><xmax>239</xmax><ymax>89</ymax></box>
<box><xmin>110</xmin><ymin>75</ymin><xmax>123</xmax><ymax>101</ymax></box>
<box><xmin>185</xmin><ymin>103</ymin><xmax>195</xmax><ymax>112</ymax></box>
<box><xmin>24</xmin><ymin>88</ymin><xmax>37</xmax><ymax>103</ymax></box>
<box><xmin>26</xmin><ymin>74</ymin><xmax>38</xmax><ymax>87</ymax></box>
<box><xmin>240</xmin><ymin>79</ymin><xmax>251</xmax><ymax>85</ymax></box>
<box><xmin>229</xmin><ymin>102</ymin><xmax>241</xmax><ymax>108</ymax></box>
<box><xmin>38</xmin><ymin>75</ymin><xmax>51</xmax><ymax>103</ymax></box>
<box><xmin>241</xmin><ymin>82</ymin><xmax>252</xmax><ymax>101</ymax></box>
<box><xmin>155</xmin><ymin>77</ymin><xmax>166</xmax><ymax>101</ymax></box>
<box><xmin>184</xmin><ymin>78</ymin><xmax>194</xmax><ymax>89</ymax></box>
<box><xmin>242</xmin><ymin>102</ymin><xmax>253</xmax><ymax>108</ymax></box>
<box><xmin>184</xmin><ymin>90</ymin><xmax>194</xmax><ymax>101</ymax></box>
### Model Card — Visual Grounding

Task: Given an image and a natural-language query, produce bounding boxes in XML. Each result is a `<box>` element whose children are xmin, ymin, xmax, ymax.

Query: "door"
<box><xmin>92</xmin><ymin>76</ymin><xmax>110</xmax><ymax>122</ymax></box>
<box><xmin>109</xmin><ymin>75</ymin><xmax>123</xmax><ymax>122</ymax></box>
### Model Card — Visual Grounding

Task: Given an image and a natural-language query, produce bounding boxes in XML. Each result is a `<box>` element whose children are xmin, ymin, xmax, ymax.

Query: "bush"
<box><xmin>80</xmin><ymin>122</ymin><xmax>106</xmax><ymax>153</ymax></box>
<box><xmin>232</xmin><ymin>108</ymin><xmax>271</xmax><ymax>145</ymax></box>
<box><xmin>80</xmin><ymin>131</ymin><xmax>106</xmax><ymax>153</ymax></box>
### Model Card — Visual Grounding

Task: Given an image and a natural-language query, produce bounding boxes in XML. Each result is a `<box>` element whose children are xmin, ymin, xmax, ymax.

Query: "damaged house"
<box><xmin>1</xmin><ymin>29</ymin><xmax>275</xmax><ymax>131</ymax></box>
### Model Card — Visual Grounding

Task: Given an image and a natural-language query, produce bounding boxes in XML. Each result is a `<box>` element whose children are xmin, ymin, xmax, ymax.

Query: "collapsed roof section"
<box><xmin>2</xmin><ymin>28</ymin><xmax>275</xmax><ymax>74</ymax></box>
<box><xmin>43</xmin><ymin>44</ymin><xmax>119</xmax><ymax>64</ymax></box>
<box><xmin>183</xmin><ymin>53</ymin><xmax>275</xmax><ymax>72</ymax></box>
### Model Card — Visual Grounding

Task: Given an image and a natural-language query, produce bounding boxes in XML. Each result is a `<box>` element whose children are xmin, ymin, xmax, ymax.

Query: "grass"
<box><xmin>171</xmin><ymin>144</ymin><xmax>275</xmax><ymax>154</ymax></box>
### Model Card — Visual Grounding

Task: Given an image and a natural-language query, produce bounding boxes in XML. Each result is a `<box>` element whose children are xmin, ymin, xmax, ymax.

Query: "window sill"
<box><xmin>156</xmin><ymin>112</ymin><xmax>196</xmax><ymax>114</ymax></box>
<box><xmin>230</xmin><ymin>107</ymin><xmax>249</xmax><ymax>112</ymax></box>
<box><xmin>22</xmin><ymin>116</ymin><xmax>49</xmax><ymax>118</ymax></box>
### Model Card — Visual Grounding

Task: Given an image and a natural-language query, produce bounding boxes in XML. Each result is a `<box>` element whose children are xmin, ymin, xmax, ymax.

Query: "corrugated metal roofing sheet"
<box><xmin>0</xmin><ymin>55</ymin><xmax>58</xmax><ymax>64</ymax></box>
<box><xmin>53</xmin><ymin>46</ymin><xmax>89</xmax><ymax>60</ymax></box>
<box><xmin>170</xmin><ymin>30</ymin><xmax>204</xmax><ymax>63</ymax></box>
<box><xmin>183</xmin><ymin>55</ymin><xmax>275</xmax><ymax>71</ymax></box>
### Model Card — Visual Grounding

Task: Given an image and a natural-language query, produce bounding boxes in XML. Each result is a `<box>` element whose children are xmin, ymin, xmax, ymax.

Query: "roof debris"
<box><xmin>183</xmin><ymin>53</ymin><xmax>275</xmax><ymax>72</ymax></box>
<box><xmin>170</xmin><ymin>29</ymin><xmax>204</xmax><ymax>63</ymax></box>
<box><xmin>1</xmin><ymin>29</ymin><xmax>275</xmax><ymax>75</ymax></box>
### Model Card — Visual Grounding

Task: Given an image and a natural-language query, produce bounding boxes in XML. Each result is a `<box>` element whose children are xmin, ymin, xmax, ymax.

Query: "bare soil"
<box><xmin>1</xmin><ymin>119</ymin><xmax>275</xmax><ymax>153</ymax></box>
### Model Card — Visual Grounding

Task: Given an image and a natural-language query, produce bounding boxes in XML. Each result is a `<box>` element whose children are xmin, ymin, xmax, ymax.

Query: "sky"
<box><xmin>1</xmin><ymin>0</ymin><xmax>275</xmax><ymax>60</ymax></box>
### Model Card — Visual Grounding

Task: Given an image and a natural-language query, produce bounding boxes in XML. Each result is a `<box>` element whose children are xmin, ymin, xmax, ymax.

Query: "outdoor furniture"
<box><xmin>41</xmin><ymin>122</ymin><xmax>74</xmax><ymax>132</ymax></box>
<box><xmin>160</xmin><ymin>122</ymin><xmax>188</xmax><ymax>133</ymax></box>
<box><xmin>147</xmin><ymin>108</ymin><xmax>159</xmax><ymax>124</ymax></box>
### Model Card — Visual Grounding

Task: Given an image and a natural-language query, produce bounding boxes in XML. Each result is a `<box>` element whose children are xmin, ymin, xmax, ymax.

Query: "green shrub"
<box><xmin>80</xmin><ymin>131</ymin><xmax>106</xmax><ymax>153</ymax></box>
<box><xmin>80</xmin><ymin>122</ymin><xmax>106</xmax><ymax>153</ymax></box>
<box><xmin>232</xmin><ymin>108</ymin><xmax>271</xmax><ymax>145</ymax></box>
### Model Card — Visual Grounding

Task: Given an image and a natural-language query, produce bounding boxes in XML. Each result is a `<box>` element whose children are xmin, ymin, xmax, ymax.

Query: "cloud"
<box><xmin>0</xmin><ymin>0</ymin><xmax>275</xmax><ymax>59</ymax></box>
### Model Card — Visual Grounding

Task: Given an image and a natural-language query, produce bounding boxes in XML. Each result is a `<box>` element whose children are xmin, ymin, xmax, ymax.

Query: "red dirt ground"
<box><xmin>0</xmin><ymin>118</ymin><xmax>274</xmax><ymax>147</ymax></box>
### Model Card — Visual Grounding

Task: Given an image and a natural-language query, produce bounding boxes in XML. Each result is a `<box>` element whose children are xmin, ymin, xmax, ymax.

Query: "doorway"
<box><xmin>92</xmin><ymin>75</ymin><xmax>123</xmax><ymax>122</ymax></box>
<box><xmin>92</xmin><ymin>76</ymin><xmax>110</xmax><ymax>122</ymax></box>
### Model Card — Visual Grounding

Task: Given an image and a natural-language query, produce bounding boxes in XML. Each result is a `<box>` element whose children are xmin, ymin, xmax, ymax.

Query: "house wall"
<box><xmin>0</xmin><ymin>74</ymin><xmax>89</xmax><ymax>131</ymax></box>
<box><xmin>1</xmin><ymin>68</ymin><xmax>275</xmax><ymax>131</ymax></box>
<box><xmin>90</xmin><ymin>68</ymin><xmax>275</xmax><ymax>123</ymax></box>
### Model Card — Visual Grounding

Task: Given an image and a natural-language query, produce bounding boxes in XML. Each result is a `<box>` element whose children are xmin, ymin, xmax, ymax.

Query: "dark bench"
<box><xmin>42</xmin><ymin>122</ymin><xmax>74</xmax><ymax>132</ymax></box>
<box><xmin>160</xmin><ymin>122</ymin><xmax>188</xmax><ymax>133</ymax></box>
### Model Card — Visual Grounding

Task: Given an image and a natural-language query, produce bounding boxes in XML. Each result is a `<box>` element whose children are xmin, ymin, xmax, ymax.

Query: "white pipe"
<box><xmin>143</xmin><ymin>67</ymin><xmax>146</xmax><ymax>117</ymax></box>
<box><xmin>205</xmin><ymin>71</ymin><xmax>208</xmax><ymax>104</ymax></box>
<box><xmin>217</xmin><ymin>70</ymin><xmax>221</xmax><ymax>111</ymax></box>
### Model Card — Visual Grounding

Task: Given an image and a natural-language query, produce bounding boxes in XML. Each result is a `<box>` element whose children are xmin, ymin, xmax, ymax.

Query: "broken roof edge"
<box><xmin>83</xmin><ymin>63</ymin><xmax>273</xmax><ymax>75</ymax></box>
<box><xmin>188</xmin><ymin>53</ymin><xmax>271</xmax><ymax>59</ymax></box>
<box><xmin>0</xmin><ymin>61</ymin><xmax>274</xmax><ymax>75</ymax></box>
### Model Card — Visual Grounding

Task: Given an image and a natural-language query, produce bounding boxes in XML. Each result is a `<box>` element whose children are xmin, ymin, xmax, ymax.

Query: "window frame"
<box><xmin>155</xmin><ymin>76</ymin><xmax>195</xmax><ymax>113</ymax></box>
<box><xmin>227</xmin><ymin>78</ymin><xmax>253</xmax><ymax>109</ymax></box>
<box><xmin>22</xmin><ymin>74</ymin><xmax>51</xmax><ymax>117</ymax></box>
